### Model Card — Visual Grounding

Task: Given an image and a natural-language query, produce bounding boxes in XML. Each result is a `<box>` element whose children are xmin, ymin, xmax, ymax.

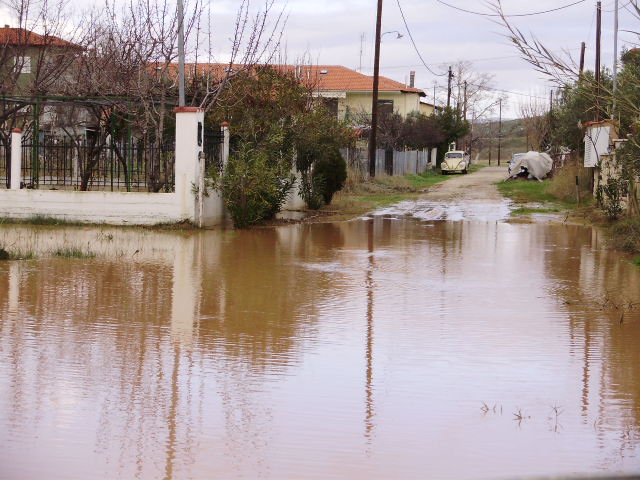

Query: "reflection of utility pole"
<box><xmin>365</xmin><ymin>219</ymin><xmax>375</xmax><ymax>443</ymax></box>
<box><xmin>497</xmin><ymin>98</ymin><xmax>502</xmax><ymax>166</ymax></box>
<box><xmin>368</xmin><ymin>0</ymin><xmax>383</xmax><ymax>178</ymax></box>
<box><xmin>447</xmin><ymin>66</ymin><xmax>453</xmax><ymax>108</ymax></box>
<box><xmin>164</xmin><ymin>345</ymin><xmax>181</xmax><ymax>480</ymax></box>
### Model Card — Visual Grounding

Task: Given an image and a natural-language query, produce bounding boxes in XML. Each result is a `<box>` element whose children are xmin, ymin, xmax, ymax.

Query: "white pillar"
<box><xmin>174</xmin><ymin>107</ymin><xmax>205</xmax><ymax>222</ymax></box>
<box><xmin>221</xmin><ymin>122</ymin><xmax>230</xmax><ymax>169</ymax></box>
<box><xmin>10</xmin><ymin>128</ymin><xmax>22</xmax><ymax>190</ymax></box>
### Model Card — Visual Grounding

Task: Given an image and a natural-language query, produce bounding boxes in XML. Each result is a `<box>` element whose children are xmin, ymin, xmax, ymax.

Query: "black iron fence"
<box><xmin>0</xmin><ymin>140</ymin><xmax>8</xmax><ymax>189</ymax></box>
<box><xmin>2</xmin><ymin>125</ymin><xmax>224</xmax><ymax>192</ymax></box>
<box><xmin>204</xmin><ymin>128</ymin><xmax>224</xmax><ymax>172</ymax></box>
<box><xmin>20</xmin><ymin>136</ymin><xmax>176</xmax><ymax>192</ymax></box>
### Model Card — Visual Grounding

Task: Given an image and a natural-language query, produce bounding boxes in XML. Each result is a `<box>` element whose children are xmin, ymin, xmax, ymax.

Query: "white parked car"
<box><xmin>441</xmin><ymin>150</ymin><xmax>470</xmax><ymax>174</ymax></box>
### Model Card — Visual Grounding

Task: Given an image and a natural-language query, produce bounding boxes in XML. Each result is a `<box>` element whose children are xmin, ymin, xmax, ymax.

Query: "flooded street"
<box><xmin>1</xmin><ymin>170</ymin><xmax>640</xmax><ymax>479</ymax></box>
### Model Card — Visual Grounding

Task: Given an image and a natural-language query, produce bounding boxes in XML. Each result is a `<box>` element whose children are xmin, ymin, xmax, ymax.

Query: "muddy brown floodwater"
<box><xmin>1</xmin><ymin>169</ymin><xmax>639</xmax><ymax>479</ymax></box>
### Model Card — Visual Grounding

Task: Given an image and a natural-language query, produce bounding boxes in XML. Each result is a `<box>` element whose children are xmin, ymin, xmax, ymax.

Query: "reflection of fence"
<box><xmin>341</xmin><ymin>147</ymin><xmax>434</xmax><ymax>177</ymax></box>
<box><xmin>0</xmin><ymin>140</ymin><xmax>8</xmax><ymax>189</ymax></box>
<box><xmin>19</xmin><ymin>136</ymin><xmax>176</xmax><ymax>192</ymax></box>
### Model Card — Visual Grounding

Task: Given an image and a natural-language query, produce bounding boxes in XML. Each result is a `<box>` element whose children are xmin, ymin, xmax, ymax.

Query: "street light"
<box><xmin>381</xmin><ymin>30</ymin><xmax>403</xmax><ymax>40</ymax></box>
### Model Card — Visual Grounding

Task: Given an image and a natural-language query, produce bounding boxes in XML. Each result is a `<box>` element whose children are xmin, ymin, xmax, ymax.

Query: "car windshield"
<box><xmin>446</xmin><ymin>153</ymin><xmax>463</xmax><ymax>159</ymax></box>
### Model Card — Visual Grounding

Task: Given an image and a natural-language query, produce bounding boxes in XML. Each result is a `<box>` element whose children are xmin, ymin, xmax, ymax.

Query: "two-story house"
<box><xmin>304</xmin><ymin>65</ymin><xmax>430</xmax><ymax>121</ymax></box>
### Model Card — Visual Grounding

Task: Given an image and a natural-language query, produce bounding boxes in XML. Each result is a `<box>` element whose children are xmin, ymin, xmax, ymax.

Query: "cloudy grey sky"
<box><xmin>1</xmin><ymin>0</ymin><xmax>637</xmax><ymax>116</ymax></box>
<box><xmin>267</xmin><ymin>0</ymin><xmax>637</xmax><ymax>116</ymax></box>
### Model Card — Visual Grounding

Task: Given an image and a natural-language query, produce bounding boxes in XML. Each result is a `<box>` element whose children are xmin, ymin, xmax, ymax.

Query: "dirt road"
<box><xmin>369</xmin><ymin>166</ymin><xmax>513</xmax><ymax>222</ymax></box>
<box><xmin>421</xmin><ymin>166</ymin><xmax>508</xmax><ymax>202</ymax></box>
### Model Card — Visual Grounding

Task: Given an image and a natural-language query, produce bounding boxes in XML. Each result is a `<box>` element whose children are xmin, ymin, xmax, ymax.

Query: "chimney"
<box><xmin>4</xmin><ymin>25</ymin><xmax>9</xmax><ymax>28</ymax></box>
<box><xmin>409</xmin><ymin>71</ymin><xmax>416</xmax><ymax>88</ymax></box>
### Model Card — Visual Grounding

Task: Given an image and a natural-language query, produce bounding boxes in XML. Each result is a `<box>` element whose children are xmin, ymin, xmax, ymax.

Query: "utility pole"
<box><xmin>497</xmin><ymin>98</ymin><xmax>502</xmax><ymax>166</ymax></box>
<box><xmin>368</xmin><ymin>0</ymin><xmax>383</xmax><ymax>178</ymax></box>
<box><xmin>456</xmin><ymin>77</ymin><xmax>461</xmax><ymax>116</ymax></box>
<box><xmin>612</xmin><ymin>0</ymin><xmax>619</xmax><ymax>117</ymax></box>
<box><xmin>463</xmin><ymin>81</ymin><xmax>468</xmax><ymax>122</ymax></box>
<box><xmin>177</xmin><ymin>0</ymin><xmax>185</xmax><ymax>107</ymax></box>
<box><xmin>595</xmin><ymin>1</ymin><xmax>602</xmax><ymax>121</ymax></box>
<box><xmin>549</xmin><ymin>90</ymin><xmax>554</xmax><ymax>140</ymax></box>
<box><xmin>433</xmin><ymin>83</ymin><xmax>436</xmax><ymax>110</ymax></box>
<box><xmin>447</xmin><ymin>66</ymin><xmax>453</xmax><ymax>108</ymax></box>
<box><xmin>579</xmin><ymin>41</ymin><xmax>586</xmax><ymax>74</ymax></box>
<box><xmin>359</xmin><ymin>33</ymin><xmax>365</xmax><ymax>72</ymax></box>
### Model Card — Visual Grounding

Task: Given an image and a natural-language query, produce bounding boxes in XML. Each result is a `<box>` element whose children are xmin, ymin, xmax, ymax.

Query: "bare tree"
<box><xmin>488</xmin><ymin>0</ymin><xmax>640</xmax><ymax>123</ymax></box>
<box><xmin>518</xmin><ymin>98</ymin><xmax>550</xmax><ymax>151</ymax></box>
<box><xmin>191</xmin><ymin>0</ymin><xmax>286</xmax><ymax>112</ymax></box>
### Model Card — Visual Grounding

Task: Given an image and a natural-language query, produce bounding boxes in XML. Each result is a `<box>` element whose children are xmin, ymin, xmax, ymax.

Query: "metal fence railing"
<box><xmin>0</xmin><ymin>140</ymin><xmax>8</xmax><ymax>189</ymax></box>
<box><xmin>340</xmin><ymin>147</ymin><xmax>433</xmax><ymax>178</ymax></box>
<box><xmin>20</xmin><ymin>136</ymin><xmax>176</xmax><ymax>192</ymax></box>
<box><xmin>2</xmin><ymin>126</ymin><xmax>224</xmax><ymax>192</ymax></box>
<box><xmin>204</xmin><ymin>128</ymin><xmax>224</xmax><ymax>172</ymax></box>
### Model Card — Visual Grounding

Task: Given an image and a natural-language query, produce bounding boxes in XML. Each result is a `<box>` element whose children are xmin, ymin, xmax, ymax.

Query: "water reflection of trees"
<box><xmin>541</xmin><ymin>224</ymin><xmax>640</xmax><ymax>461</ymax></box>
<box><xmin>0</xmin><ymin>223</ymin><xmax>351</xmax><ymax>478</ymax></box>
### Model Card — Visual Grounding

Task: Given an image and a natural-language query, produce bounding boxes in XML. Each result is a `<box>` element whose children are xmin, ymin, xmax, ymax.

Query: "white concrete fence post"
<box><xmin>174</xmin><ymin>107</ymin><xmax>205</xmax><ymax>223</ymax></box>
<box><xmin>221</xmin><ymin>121</ymin><xmax>230</xmax><ymax>169</ymax></box>
<box><xmin>10</xmin><ymin>128</ymin><xmax>22</xmax><ymax>190</ymax></box>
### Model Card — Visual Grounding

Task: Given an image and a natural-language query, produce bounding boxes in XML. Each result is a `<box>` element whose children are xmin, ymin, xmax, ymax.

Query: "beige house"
<box><xmin>307</xmin><ymin>65</ymin><xmax>428</xmax><ymax>121</ymax></box>
<box><xmin>419</xmin><ymin>100</ymin><xmax>436</xmax><ymax>116</ymax></box>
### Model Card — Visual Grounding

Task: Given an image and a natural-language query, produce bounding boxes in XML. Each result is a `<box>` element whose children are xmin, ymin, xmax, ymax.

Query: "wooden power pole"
<box><xmin>447</xmin><ymin>66</ymin><xmax>453</xmax><ymax>108</ymax></box>
<box><xmin>463</xmin><ymin>81</ymin><xmax>468</xmax><ymax>121</ymax></box>
<box><xmin>595</xmin><ymin>1</ymin><xmax>602</xmax><ymax>121</ymax></box>
<box><xmin>497</xmin><ymin>98</ymin><xmax>502</xmax><ymax>166</ymax></box>
<box><xmin>368</xmin><ymin>0</ymin><xmax>383</xmax><ymax>178</ymax></box>
<box><xmin>579</xmin><ymin>41</ymin><xmax>586</xmax><ymax>74</ymax></box>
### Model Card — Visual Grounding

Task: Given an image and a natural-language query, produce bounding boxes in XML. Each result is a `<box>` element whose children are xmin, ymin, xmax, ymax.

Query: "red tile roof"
<box><xmin>169</xmin><ymin>63</ymin><xmax>425</xmax><ymax>96</ymax></box>
<box><xmin>303</xmin><ymin>65</ymin><xmax>425</xmax><ymax>96</ymax></box>
<box><xmin>0</xmin><ymin>27</ymin><xmax>80</xmax><ymax>48</ymax></box>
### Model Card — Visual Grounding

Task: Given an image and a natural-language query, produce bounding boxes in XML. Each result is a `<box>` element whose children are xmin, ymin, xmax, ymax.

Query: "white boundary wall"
<box><xmin>0</xmin><ymin>108</ymin><xmax>226</xmax><ymax>227</ymax></box>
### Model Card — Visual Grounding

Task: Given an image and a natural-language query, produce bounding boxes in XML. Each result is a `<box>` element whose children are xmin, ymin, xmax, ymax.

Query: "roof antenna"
<box><xmin>358</xmin><ymin>33</ymin><xmax>365</xmax><ymax>72</ymax></box>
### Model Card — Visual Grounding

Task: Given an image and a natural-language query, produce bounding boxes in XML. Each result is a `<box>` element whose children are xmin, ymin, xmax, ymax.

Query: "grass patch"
<box><xmin>497</xmin><ymin>162</ymin><xmax>593</xmax><ymax>216</ymax></box>
<box><xmin>633</xmin><ymin>257</ymin><xmax>640</xmax><ymax>267</ymax></box>
<box><xmin>511</xmin><ymin>206</ymin><xmax>562</xmax><ymax>215</ymax></box>
<box><xmin>608</xmin><ymin>217</ymin><xmax>640</xmax><ymax>254</ymax></box>
<box><xmin>497</xmin><ymin>180</ymin><xmax>559</xmax><ymax>204</ymax></box>
<box><xmin>51</xmin><ymin>247</ymin><xmax>96</xmax><ymax>259</ymax></box>
<box><xmin>0</xmin><ymin>247</ymin><xmax>37</xmax><ymax>261</ymax></box>
<box><xmin>147</xmin><ymin>219</ymin><xmax>197</xmax><ymax>230</ymax></box>
<box><xmin>0</xmin><ymin>215</ymin><xmax>85</xmax><ymax>226</ymax></box>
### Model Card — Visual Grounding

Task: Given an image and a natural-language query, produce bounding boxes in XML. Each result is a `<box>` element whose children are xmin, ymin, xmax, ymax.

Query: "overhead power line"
<box><xmin>395</xmin><ymin>0</ymin><xmax>447</xmax><ymax>76</ymax></box>
<box><xmin>434</xmin><ymin>0</ymin><xmax>587</xmax><ymax>17</ymax></box>
<box><xmin>358</xmin><ymin>47</ymin><xmax>581</xmax><ymax>71</ymax></box>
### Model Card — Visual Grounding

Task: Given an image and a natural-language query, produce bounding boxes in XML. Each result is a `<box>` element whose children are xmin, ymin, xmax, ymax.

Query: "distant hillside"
<box><xmin>471</xmin><ymin>118</ymin><xmax>527</xmax><ymax>162</ymax></box>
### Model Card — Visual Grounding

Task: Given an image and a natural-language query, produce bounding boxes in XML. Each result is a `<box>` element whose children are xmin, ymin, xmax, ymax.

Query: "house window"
<box><xmin>14</xmin><ymin>56</ymin><xmax>31</xmax><ymax>74</ymax></box>
<box><xmin>322</xmin><ymin>98</ymin><xmax>339</xmax><ymax>118</ymax></box>
<box><xmin>377</xmin><ymin>99</ymin><xmax>393</xmax><ymax>117</ymax></box>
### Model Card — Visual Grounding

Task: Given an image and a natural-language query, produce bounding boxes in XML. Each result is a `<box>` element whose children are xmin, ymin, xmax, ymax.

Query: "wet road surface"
<box><xmin>1</xmin><ymin>167</ymin><xmax>639</xmax><ymax>479</ymax></box>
